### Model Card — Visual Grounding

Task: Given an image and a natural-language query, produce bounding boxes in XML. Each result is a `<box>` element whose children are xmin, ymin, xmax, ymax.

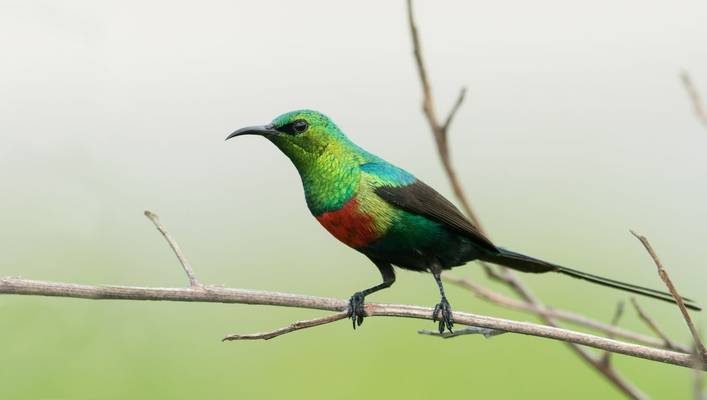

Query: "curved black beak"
<box><xmin>226</xmin><ymin>124</ymin><xmax>279</xmax><ymax>141</ymax></box>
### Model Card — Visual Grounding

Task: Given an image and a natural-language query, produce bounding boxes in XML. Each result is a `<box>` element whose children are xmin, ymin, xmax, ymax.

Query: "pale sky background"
<box><xmin>0</xmin><ymin>1</ymin><xmax>706</xmax><ymax>397</ymax></box>
<box><xmin>2</xmin><ymin>0</ymin><xmax>706</xmax><ymax>280</ymax></box>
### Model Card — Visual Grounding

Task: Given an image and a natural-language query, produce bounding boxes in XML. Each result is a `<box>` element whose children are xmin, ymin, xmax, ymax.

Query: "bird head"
<box><xmin>227</xmin><ymin>109</ymin><xmax>351</xmax><ymax>167</ymax></box>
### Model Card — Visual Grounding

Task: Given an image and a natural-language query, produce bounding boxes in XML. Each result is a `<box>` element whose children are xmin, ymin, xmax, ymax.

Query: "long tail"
<box><xmin>479</xmin><ymin>247</ymin><xmax>701</xmax><ymax>311</ymax></box>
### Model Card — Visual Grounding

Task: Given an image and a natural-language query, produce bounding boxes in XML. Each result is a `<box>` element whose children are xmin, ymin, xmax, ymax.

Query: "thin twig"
<box><xmin>418</xmin><ymin>326</ymin><xmax>506</xmax><ymax>339</ymax></box>
<box><xmin>406</xmin><ymin>1</ymin><xmax>645</xmax><ymax>398</ymax></box>
<box><xmin>0</xmin><ymin>276</ymin><xmax>703</xmax><ymax>370</ymax></box>
<box><xmin>406</xmin><ymin>0</ymin><xmax>481</xmax><ymax>228</ymax></box>
<box><xmin>630</xmin><ymin>297</ymin><xmax>680</xmax><ymax>351</ymax></box>
<box><xmin>681</xmin><ymin>71</ymin><xmax>707</xmax><ymax>129</ymax></box>
<box><xmin>444</xmin><ymin>275</ymin><xmax>690</xmax><ymax>352</ymax></box>
<box><xmin>630</xmin><ymin>230</ymin><xmax>706</xmax><ymax>356</ymax></box>
<box><xmin>223</xmin><ymin>312</ymin><xmax>349</xmax><ymax>341</ymax></box>
<box><xmin>695</xmin><ymin>337</ymin><xmax>706</xmax><ymax>400</ymax></box>
<box><xmin>442</xmin><ymin>88</ymin><xmax>467</xmax><ymax>132</ymax></box>
<box><xmin>601</xmin><ymin>301</ymin><xmax>626</xmax><ymax>366</ymax></box>
<box><xmin>144</xmin><ymin>210</ymin><xmax>202</xmax><ymax>288</ymax></box>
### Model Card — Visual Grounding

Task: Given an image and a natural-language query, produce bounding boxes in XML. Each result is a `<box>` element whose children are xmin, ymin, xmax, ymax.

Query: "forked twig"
<box><xmin>407</xmin><ymin>0</ymin><xmax>480</xmax><ymax>228</ymax></box>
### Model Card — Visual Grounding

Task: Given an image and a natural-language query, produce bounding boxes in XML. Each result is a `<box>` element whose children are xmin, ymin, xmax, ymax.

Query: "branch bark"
<box><xmin>0</xmin><ymin>276</ymin><xmax>703</xmax><ymax>370</ymax></box>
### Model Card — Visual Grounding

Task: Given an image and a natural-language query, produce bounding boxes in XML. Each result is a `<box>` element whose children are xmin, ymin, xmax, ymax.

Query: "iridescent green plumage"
<box><xmin>227</xmin><ymin>109</ymin><xmax>700</xmax><ymax>333</ymax></box>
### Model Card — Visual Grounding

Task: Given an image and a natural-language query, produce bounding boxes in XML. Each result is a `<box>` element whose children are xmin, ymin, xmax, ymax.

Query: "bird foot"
<box><xmin>348</xmin><ymin>292</ymin><xmax>366</xmax><ymax>329</ymax></box>
<box><xmin>432</xmin><ymin>297</ymin><xmax>454</xmax><ymax>334</ymax></box>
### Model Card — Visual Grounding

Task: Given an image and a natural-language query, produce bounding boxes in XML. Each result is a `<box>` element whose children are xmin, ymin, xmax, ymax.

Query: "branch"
<box><xmin>600</xmin><ymin>301</ymin><xmax>626</xmax><ymax>366</ymax></box>
<box><xmin>630</xmin><ymin>230</ymin><xmax>706</xmax><ymax>357</ymax></box>
<box><xmin>144</xmin><ymin>210</ymin><xmax>201</xmax><ymax>288</ymax></box>
<box><xmin>223</xmin><ymin>312</ymin><xmax>349</xmax><ymax>341</ymax></box>
<box><xmin>696</xmin><ymin>341</ymin><xmax>706</xmax><ymax>400</ymax></box>
<box><xmin>406</xmin><ymin>1</ymin><xmax>646</xmax><ymax>397</ymax></box>
<box><xmin>445</xmin><ymin>275</ymin><xmax>691</xmax><ymax>352</ymax></box>
<box><xmin>406</xmin><ymin>0</ymin><xmax>480</xmax><ymax>228</ymax></box>
<box><xmin>418</xmin><ymin>326</ymin><xmax>506</xmax><ymax>339</ymax></box>
<box><xmin>630</xmin><ymin>297</ymin><xmax>681</xmax><ymax>351</ymax></box>
<box><xmin>681</xmin><ymin>71</ymin><xmax>707</xmax><ymax>129</ymax></box>
<box><xmin>0</xmin><ymin>277</ymin><xmax>703</xmax><ymax>370</ymax></box>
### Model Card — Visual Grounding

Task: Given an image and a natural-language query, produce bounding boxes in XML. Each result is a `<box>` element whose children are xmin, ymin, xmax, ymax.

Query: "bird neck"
<box><xmin>270</xmin><ymin>136</ymin><xmax>372</xmax><ymax>215</ymax></box>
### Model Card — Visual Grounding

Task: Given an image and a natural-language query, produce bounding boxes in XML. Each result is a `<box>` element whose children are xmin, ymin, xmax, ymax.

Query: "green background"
<box><xmin>1</xmin><ymin>0</ymin><xmax>706</xmax><ymax>398</ymax></box>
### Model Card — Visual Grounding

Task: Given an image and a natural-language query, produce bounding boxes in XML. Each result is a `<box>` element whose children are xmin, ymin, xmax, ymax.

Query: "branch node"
<box><xmin>442</xmin><ymin>86</ymin><xmax>467</xmax><ymax>133</ymax></box>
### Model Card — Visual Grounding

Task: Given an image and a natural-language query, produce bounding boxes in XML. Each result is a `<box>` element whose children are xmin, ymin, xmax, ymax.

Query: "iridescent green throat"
<box><xmin>269</xmin><ymin>131</ymin><xmax>366</xmax><ymax>216</ymax></box>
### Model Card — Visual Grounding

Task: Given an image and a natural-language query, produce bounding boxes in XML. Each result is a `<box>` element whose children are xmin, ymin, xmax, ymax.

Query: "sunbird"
<box><xmin>227</xmin><ymin>110</ymin><xmax>700</xmax><ymax>333</ymax></box>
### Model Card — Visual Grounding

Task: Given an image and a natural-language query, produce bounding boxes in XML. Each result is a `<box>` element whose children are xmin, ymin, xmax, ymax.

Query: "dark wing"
<box><xmin>375</xmin><ymin>180</ymin><xmax>498</xmax><ymax>253</ymax></box>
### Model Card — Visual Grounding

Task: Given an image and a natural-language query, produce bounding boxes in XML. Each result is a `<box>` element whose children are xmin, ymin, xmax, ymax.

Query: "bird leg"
<box><xmin>348</xmin><ymin>260</ymin><xmax>395</xmax><ymax>329</ymax></box>
<box><xmin>432</xmin><ymin>271</ymin><xmax>454</xmax><ymax>334</ymax></box>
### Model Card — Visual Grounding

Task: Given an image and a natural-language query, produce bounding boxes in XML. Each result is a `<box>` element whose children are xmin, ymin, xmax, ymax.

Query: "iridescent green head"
<box><xmin>227</xmin><ymin>109</ymin><xmax>356</xmax><ymax>169</ymax></box>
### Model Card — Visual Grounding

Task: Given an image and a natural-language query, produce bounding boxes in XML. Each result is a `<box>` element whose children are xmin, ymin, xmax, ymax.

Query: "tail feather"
<box><xmin>480</xmin><ymin>248</ymin><xmax>701</xmax><ymax>311</ymax></box>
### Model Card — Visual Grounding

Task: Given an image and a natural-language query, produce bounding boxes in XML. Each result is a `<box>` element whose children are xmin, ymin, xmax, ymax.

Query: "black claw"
<box><xmin>348</xmin><ymin>292</ymin><xmax>366</xmax><ymax>329</ymax></box>
<box><xmin>432</xmin><ymin>297</ymin><xmax>454</xmax><ymax>334</ymax></box>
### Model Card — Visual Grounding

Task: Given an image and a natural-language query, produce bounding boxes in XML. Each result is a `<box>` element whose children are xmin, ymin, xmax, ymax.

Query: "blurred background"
<box><xmin>1</xmin><ymin>0</ymin><xmax>706</xmax><ymax>398</ymax></box>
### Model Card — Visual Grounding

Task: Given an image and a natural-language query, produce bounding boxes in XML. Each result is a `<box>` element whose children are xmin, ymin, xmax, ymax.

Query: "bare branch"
<box><xmin>695</xmin><ymin>338</ymin><xmax>706</xmax><ymax>400</ymax></box>
<box><xmin>630</xmin><ymin>297</ymin><xmax>680</xmax><ymax>351</ymax></box>
<box><xmin>418</xmin><ymin>326</ymin><xmax>506</xmax><ymax>339</ymax></box>
<box><xmin>442</xmin><ymin>87</ymin><xmax>467</xmax><ymax>132</ymax></box>
<box><xmin>630</xmin><ymin>230</ymin><xmax>706</xmax><ymax>356</ymax></box>
<box><xmin>0</xmin><ymin>276</ymin><xmax>703</xmax><ymax>370</ymax></box>
<box><xmin>223</xmin><ymin>311</ymin><xmax>349</xmax><ymax>341</ymax></box>
<box><xmin>681</xmin><ymin>71</ymin><xmax>707</xmax><ymax>129</ymax></box>
<box><xmin>405</xmin><ymin>1</ymin><xmax>646</xmax><ymax>397</ymax></box>
<box><xmin>144</xmin><ymin>210</ymin><xmax>201</xmax><ymax>289</ymax></box>
<box><xmin>406</xmin><ymin>0</ymin><xmax>481</xmax><ymax>228</ymax></box>
<box><xmin>600</xmin><ymin>301</ymin><xmax>626</xmax><ymax>366</ymax></box>
<box><xmin>445</xmin><ymin>275</ymin><xmax>690</xmax><ymax>352</ymax></box>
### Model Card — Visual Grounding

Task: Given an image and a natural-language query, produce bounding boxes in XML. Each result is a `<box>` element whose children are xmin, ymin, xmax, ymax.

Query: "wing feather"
<box><xmin>362</xmin><ymin>162</ymin><xmax>497</xmax><ymax>253</ymax></box>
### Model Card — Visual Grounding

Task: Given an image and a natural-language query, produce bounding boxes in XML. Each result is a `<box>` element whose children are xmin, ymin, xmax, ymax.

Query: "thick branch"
<box><xmin>0</xmin><ymin>277</ymin><xmax>703</xmax><ymax>370</ymax></box>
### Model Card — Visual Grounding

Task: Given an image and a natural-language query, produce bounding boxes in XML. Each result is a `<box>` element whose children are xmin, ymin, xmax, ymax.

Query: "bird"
<box><xmin>226</xmin><ymin>109</ymin><xmax>700</xmax><ymax>334</ymax></box>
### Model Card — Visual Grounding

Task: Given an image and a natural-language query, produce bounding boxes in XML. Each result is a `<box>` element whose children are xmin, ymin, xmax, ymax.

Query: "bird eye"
<box><xmin>292</xmin><ymin>120</ymin><xmax>308</xmax><ymax>134</ymax></box>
